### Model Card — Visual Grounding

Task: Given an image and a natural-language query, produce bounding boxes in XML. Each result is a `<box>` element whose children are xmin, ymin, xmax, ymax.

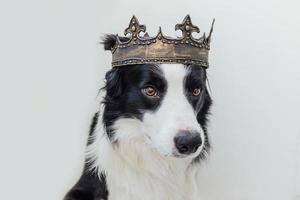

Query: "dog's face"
<box><xmin>102</xmin><ymin>63</ymin><xmax>212</xmax><ymax>160</ymax></box>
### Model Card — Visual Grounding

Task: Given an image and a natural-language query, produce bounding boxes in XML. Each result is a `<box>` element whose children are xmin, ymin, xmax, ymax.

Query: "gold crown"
<box><xmin>110</xmin><ymin>15</ymin><xmax>214</xmax><ymax>68</ymax></box>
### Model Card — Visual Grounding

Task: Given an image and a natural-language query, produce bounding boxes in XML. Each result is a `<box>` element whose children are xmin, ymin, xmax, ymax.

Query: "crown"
<box><xmin>110</xmin><ymin>15</ymin><xmax>214</xmax><ymax>68</ymax></box>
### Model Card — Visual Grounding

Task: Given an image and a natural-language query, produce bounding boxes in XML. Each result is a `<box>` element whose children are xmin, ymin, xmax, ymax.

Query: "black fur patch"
<box><xmin>87</xmin><ymin>112</ymin><xmax>99</xmax><ymax>146</ymax></box>
<box><xmin>101</xmin><ymin>64</ymin><xmax>167</xmax><ymax>140</ymax></box>
<box><xmin>64</xmin><ymin>113</ymin><xmax>109</xmax><ymax>200</ymax></box>
<box><xmin>184</xmin><ymin>65</ymin><xmax>212</xmax><ymax>162</ymax></box>
<box><xmin>64</xmin><ymin>172</ymin><xmax>108</xmax><ymax>200</ymax></box>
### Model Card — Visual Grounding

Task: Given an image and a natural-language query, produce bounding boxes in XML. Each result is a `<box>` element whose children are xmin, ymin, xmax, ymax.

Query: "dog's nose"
<box><xmin>174</xmin><ymin>131</ymin><xmax>202</xmax><ymax>155</ymax></box>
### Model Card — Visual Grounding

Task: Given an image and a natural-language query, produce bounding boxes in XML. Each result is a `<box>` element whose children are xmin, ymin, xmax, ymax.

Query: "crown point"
<box><xmin>158</xmin><ymin>26</ymin><xmax>162</xmax><ymax>32</ymax></box>
<box><xmin>175</xmin><ymin>14</ymin><xmax>200</xmax><ymax>39</ymax></box>
<box><xmin>207</xmin><ymin>18</ymin><xmax>215</xmax><ymax>43</ymax></box>
<box><xmin>202</xmin><ymin>33</ymin><xmax>206</xmax><ymax>41</ymax></box>
<box><xmin>132</xmin><ymin>15</ymin><xmax>137</xmax><ymax>20</ymax></box>
<box><xmin>157</xmin><ymin>26</ymin><xmax>164</xmax><ymax>39</ymax></box>
<box><xmin>124</xmin><ymin>15</ymin><xmax>146</xmax><ymax>38</ymax></box>
<box><xmin>185</xmin><ymin>14</ymin><xmax>191</xmax><ymax>20</ymax></box>
<box><xmin>183</xmin><ymin>15</ymin><xmax>192</xmax><ymax>25</ymax></box>
<box><xmin>144</xmin><ymin>32</ymin><xmax>149</xmax><ymax>37</ymax></box>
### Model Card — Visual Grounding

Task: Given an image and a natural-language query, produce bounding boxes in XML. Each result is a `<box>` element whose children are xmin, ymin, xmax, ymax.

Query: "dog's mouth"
<box><xmin>172</xmin><ymin>146</ymin><xmax>203</xmax><ymax>159</ymax></box>
<box><xmin>172</xmin><ymin>151</ymin><xmax>189</xmax><ymax>158</ymax></box>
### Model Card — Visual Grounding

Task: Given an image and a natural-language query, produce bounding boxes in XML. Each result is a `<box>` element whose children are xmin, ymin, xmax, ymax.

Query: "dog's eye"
<box><xmin>192</xmin><ymin>88</ymin><xmax>201</xmax><ymax>96</ymax></box>
<box><xmin>142</xmin><ymin>86</ymin><xmax>159</xmax><ymax>98</ymax></box>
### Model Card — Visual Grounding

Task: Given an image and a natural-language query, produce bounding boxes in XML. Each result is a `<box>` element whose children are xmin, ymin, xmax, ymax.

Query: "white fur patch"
<box><xmin>140</xmin><ymin>64</ymin><xmax>205</xmax><ymax>157</ymax></box>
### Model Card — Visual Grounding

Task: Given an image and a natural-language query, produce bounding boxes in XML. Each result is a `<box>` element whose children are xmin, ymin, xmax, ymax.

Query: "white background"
<box><xmin>0</xmin><ymin>0</ymin><xmax>299</xmax><ymax>200</ymax></box>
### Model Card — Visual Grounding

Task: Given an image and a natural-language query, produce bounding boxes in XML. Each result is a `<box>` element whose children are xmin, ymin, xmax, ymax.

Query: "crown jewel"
<box><xmin>110</xmin><ymin>15</ymin><xmax>214</xmax><ymax>68</ymax></box>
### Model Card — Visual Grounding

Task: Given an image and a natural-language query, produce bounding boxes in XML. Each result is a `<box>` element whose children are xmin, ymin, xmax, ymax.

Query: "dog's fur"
<box><xmin>64</xmin><ymin>35</ymin><xmax>212</xmax><ymax>200</ymax></box>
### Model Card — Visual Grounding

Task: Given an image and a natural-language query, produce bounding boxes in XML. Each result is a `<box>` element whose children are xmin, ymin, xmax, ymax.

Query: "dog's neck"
<box><xmin>87</xmin><ymin>117</ymin><xmax>202</xmax><ymax>200</ymax></box>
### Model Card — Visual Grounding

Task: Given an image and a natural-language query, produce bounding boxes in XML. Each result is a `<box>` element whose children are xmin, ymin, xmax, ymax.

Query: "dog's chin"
<box><xmin>155</xmin><ymin>148</ymin><xmax>203</xmax><ymax>160</ymax></box>
<box><xmin>171</xmin><ymin>150</ymin><xmax>201</xmax><ymax>159</ymax></box>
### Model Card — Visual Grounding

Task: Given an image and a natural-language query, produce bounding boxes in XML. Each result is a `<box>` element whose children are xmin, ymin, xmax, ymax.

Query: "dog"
<box><xmin>64</xmin><ymin>34</ymin><xmax>212</xmax><ymax>200</ymax></box>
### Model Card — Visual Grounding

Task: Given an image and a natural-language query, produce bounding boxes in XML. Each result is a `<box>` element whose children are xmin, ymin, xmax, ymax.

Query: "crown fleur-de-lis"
<box><xmin>175</xmin><ymin>15</ymin><xmax>200</xmax><ymax>40</ymax></box>
<box><xmin>124</xmin><ymin>15</ymin><xmax>146</xmax><ymax>39</ymax></box>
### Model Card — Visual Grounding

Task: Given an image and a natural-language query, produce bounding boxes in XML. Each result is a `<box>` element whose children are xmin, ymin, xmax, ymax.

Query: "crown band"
<box><xmin>109</xmin><ymin>15</ymin><xmax>214</xmax><ymax>68</ymax></box>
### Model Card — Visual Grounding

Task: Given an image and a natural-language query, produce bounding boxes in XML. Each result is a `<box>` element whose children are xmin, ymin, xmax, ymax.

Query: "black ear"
<box><xmin>104</xmin><ymin>67</ymin><xmax>123</xmax><ymax>99</ymax></box>
<box><xmin>102</xmin><ymin>34</ymin><xmax>130</xmax><ymax>51</ymax></box>
<box><xmin>102</xmin><ymin>34</ymin><xmax>118</xmax><ymax>51</ymax></box>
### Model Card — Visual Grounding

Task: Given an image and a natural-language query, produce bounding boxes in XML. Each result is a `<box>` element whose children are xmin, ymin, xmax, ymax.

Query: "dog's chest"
<box><xmin>105</xmin><ymin>164</ymin><xmax>201</xmax><ymax>200</ymax></box>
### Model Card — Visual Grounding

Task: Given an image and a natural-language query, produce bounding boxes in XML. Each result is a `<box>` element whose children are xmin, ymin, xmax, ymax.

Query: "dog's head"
<box><xmin>101</xmin><ymin>35</ymin><xmax>212</xmax><ymax>161</ymax></box>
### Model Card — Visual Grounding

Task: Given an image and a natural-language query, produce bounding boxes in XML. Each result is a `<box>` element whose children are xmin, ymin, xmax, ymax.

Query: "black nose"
<box><xmin>174</xmin><ymin>131</ymin><xmax>202</xmax><ymax>155</ymax></box>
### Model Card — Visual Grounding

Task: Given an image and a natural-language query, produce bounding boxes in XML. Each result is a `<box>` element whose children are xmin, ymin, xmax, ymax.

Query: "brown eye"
<box><xmin>192</xmin><ymin>88</ymin><xmax>201</xmax><ymax>96</ymax></box>
<box><xmin>142</xmin><ymin>86</ymin><xmax>159</xmax><ymax>97</ymax></box>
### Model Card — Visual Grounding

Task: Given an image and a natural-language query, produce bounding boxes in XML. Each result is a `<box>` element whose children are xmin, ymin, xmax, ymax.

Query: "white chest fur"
<box><xmin>106</xmin><ymin>168</ymin><xmax>200</xmax><ymax>200</ymax></box>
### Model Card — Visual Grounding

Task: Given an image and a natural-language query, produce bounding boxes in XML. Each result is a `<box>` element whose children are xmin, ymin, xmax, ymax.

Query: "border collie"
<box><xmin>64</xmin><ymin>35</ymin><xmax>212</xmax><ymax>200</ymax></box>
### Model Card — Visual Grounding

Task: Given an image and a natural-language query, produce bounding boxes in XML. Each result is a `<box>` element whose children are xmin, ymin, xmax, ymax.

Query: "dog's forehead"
<box><xmin>158</xmin><ymin>64</ymin><xmax>188</xmax><ymax>84</ymax></box>
<box><xmin>159</xmin><ymin>63</ymin><xmax>188</xmax><ymax>74</ymax></box>
<box><xmin>157</xmin><ymin>63</ymin><xmax>205</xmax><ymax>79</ymax></box>
<box><xmin>122</xmin><ymin>63</ymin><xmax>205</xmax><ymax>84</ymax></box>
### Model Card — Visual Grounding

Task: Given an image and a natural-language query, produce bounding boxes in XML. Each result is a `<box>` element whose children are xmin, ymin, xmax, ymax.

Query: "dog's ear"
<box><xmin>104</xmin><ymin>67</ymin><xmax>123</xmax><ymax>99</ymax></box>
<box><xmin>102</xmin><ymin>34</ymin><xmax>130</xmax><ymax>51</ymax></box>
<box><xmin>102</xmin><ymin>34</ymin><xmax>117</xmax><ymax>51</ymax></box>
<box><xmin>102</xmin><ymin>35</ymin><xmax>129</xmax><ymax>99</ymax></box>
